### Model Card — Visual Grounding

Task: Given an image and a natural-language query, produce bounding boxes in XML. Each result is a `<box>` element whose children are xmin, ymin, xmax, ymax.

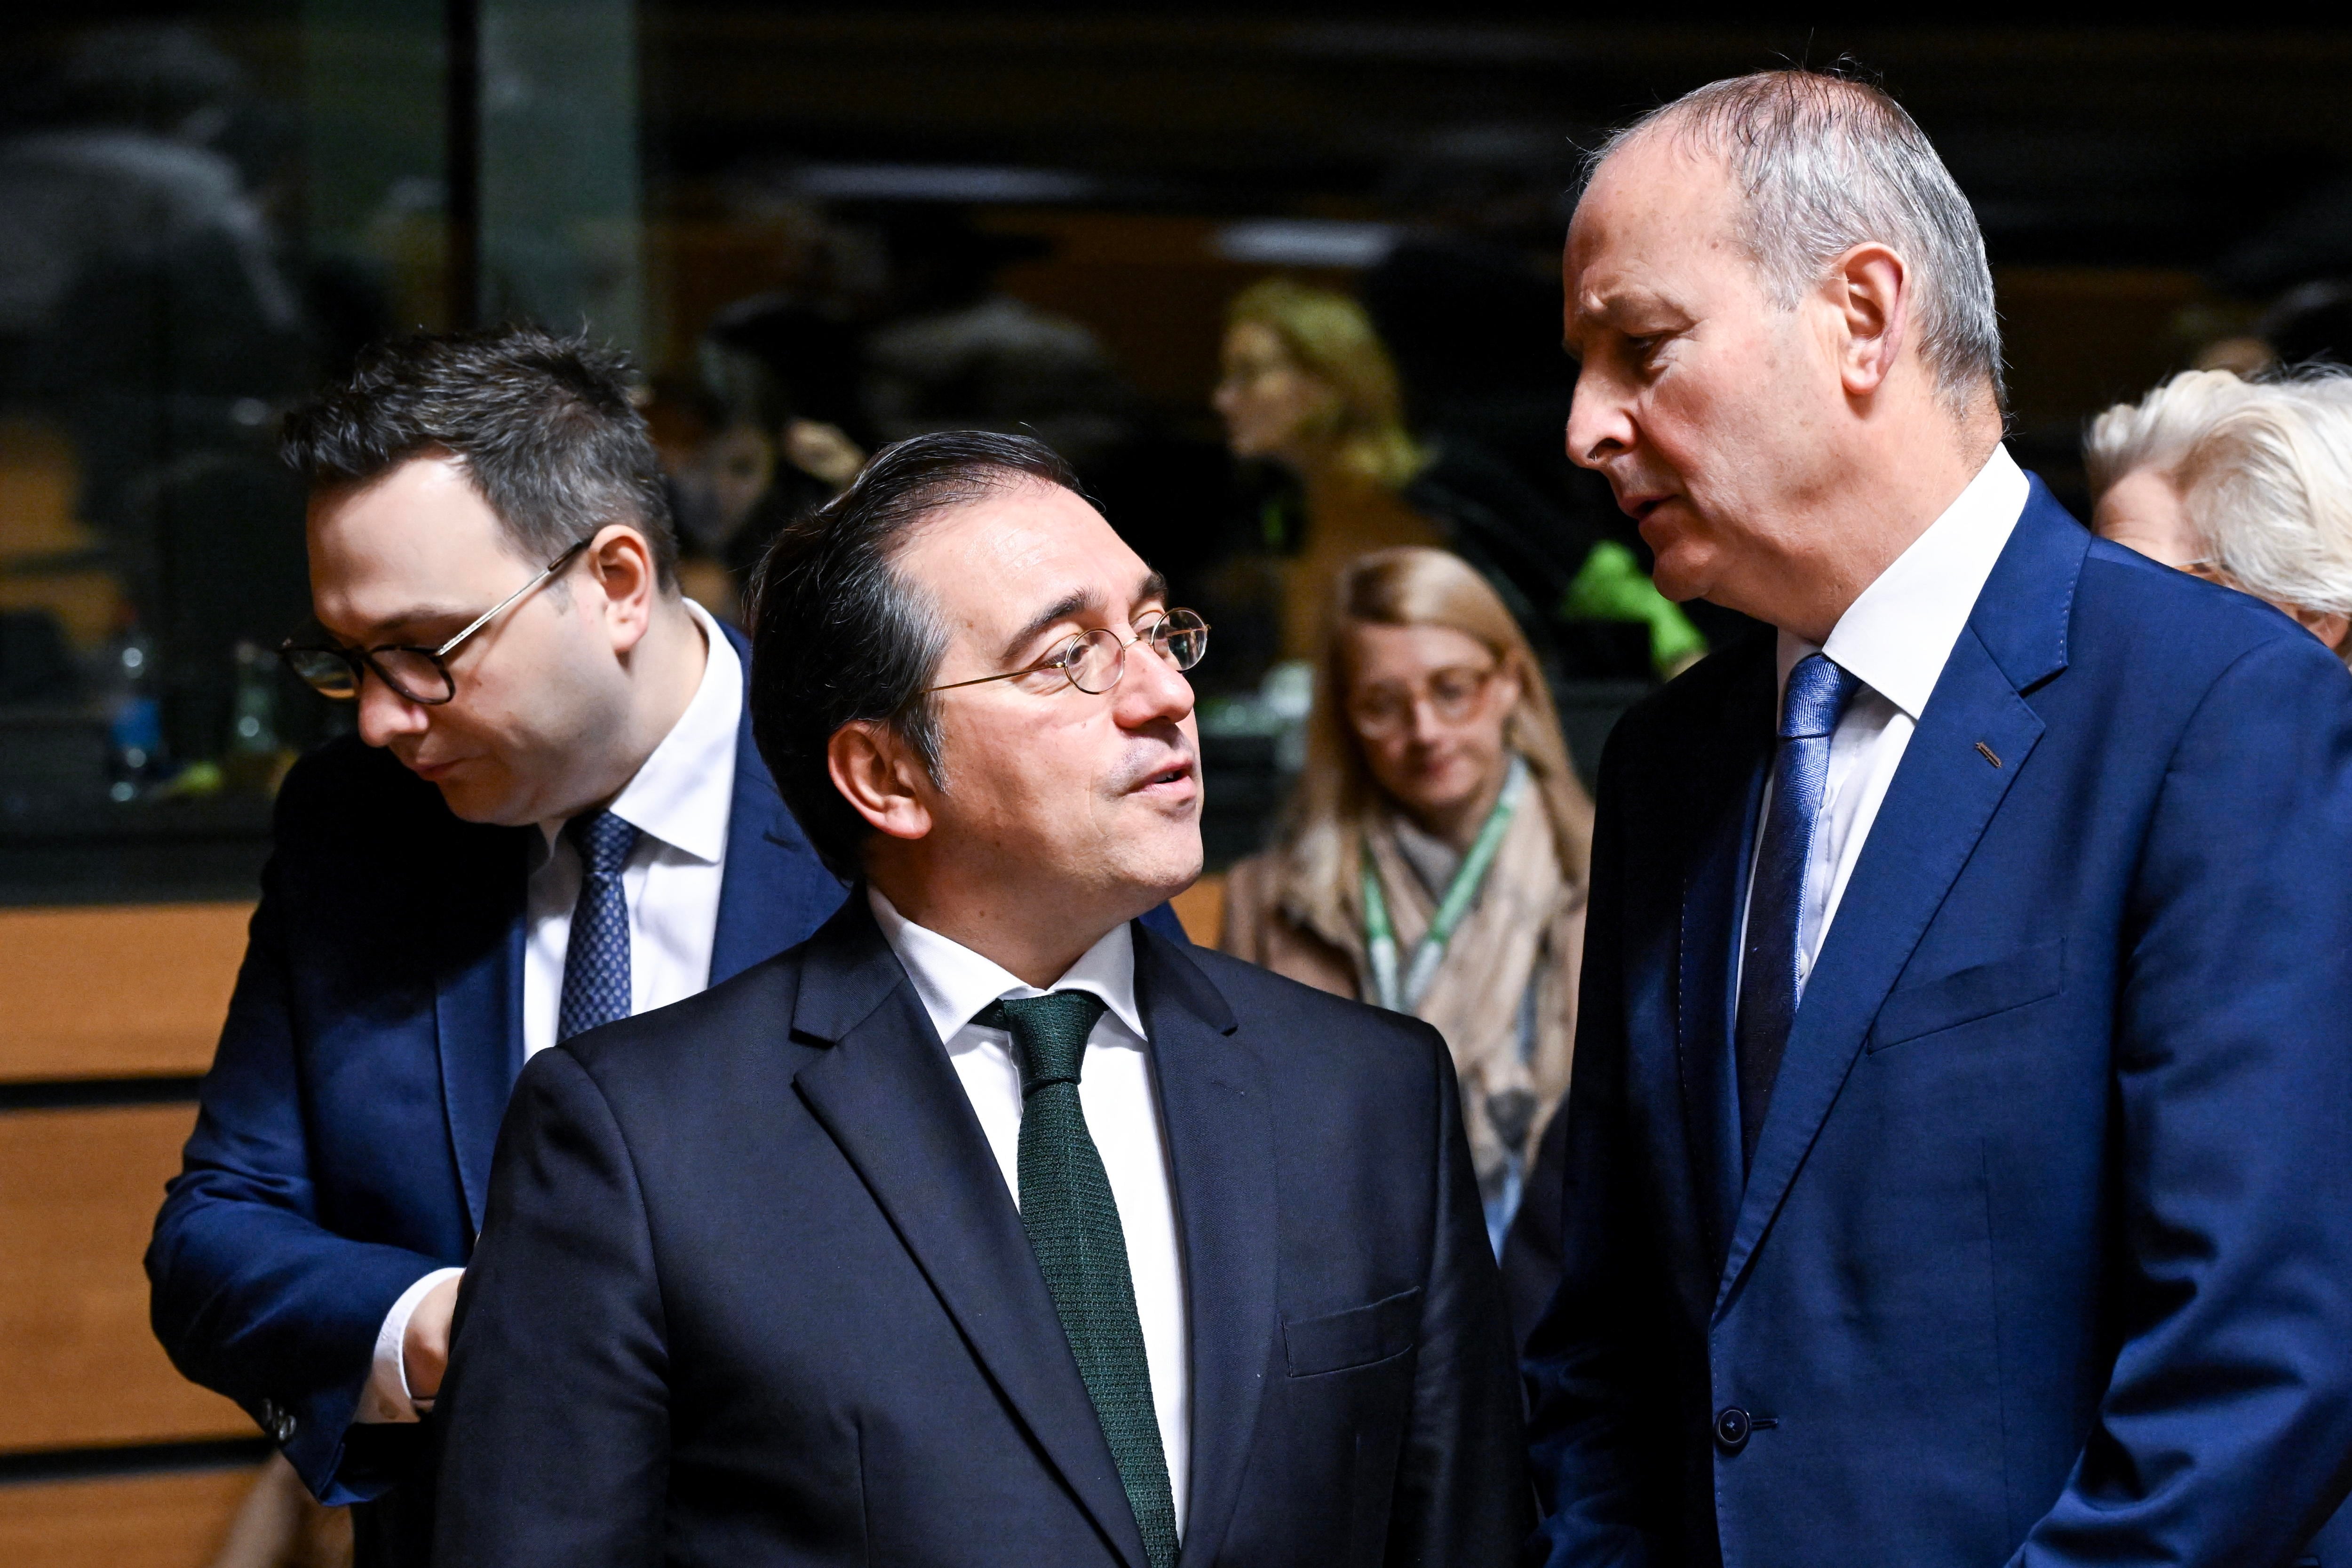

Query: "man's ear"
<box><xmin>1827</xmin><ymin>242</ymin><xmax>1910</xmax><ymax>400</ymax></box>
<box><xmin>827</xmin><ymin>721</ymin><xmax>934</xmax><ymax>844</ymax></box>
<box><xmin>582</xmin><ymin>524</ymin><xmax>660</xmax><ymax>655</ymax></box>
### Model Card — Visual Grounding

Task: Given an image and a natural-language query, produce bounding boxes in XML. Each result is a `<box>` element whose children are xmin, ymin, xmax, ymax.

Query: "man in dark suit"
<box><xmin>1526</xmin><ymin>71</ymin><xmax>2352</xmax><ymax>1567</ymax></box>
<box><xmin>431</xmin><ymin>429</ymin><xmax>1527</xmax><ymax>1568</ymax></box>
<box><xmin>142</xmin><ymin>328</ymin><xmax>865</xmax><ymax>1565</ymax></box>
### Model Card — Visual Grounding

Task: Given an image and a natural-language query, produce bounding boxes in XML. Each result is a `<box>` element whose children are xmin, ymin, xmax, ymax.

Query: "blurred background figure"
<box><xmin>2088</xmin><ymin>367</ymin><xmax>2352</xmax><ymax>660</ymax></box>
<box><xmin>641</xmin><ymin>353</ymin><xmax>865</xmax><ymax>626</ymax></box>
<box><xmin>1212</xmin><ymin>276</ymin><xmax>1703</xmax><ymax>682</ymax></box>
<box><xmin>0</xmin><ymin>20</ymin><xmax>314</xmax><ymax>796</ymax></box>
<box><xmin>859</xmin><ymin>207</ymin><xmax>1137</xmax><ymax>470</ymax></box>
<box><xmin>1219</xmin><ymin>545</ymin><xmax>1590</xmax><ymax>1258</ymax></box>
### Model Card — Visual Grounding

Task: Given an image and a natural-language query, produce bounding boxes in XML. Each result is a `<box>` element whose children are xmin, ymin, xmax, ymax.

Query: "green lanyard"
<box><xmin>1363</xmin><ymin>754</ymin><xmax>1528</xmax><ymax>1014</ymax></box>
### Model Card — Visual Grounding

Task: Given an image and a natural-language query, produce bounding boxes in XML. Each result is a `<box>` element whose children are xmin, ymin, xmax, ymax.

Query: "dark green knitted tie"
<box><xmin>978</xmin><ymin>991</ymin><xmax>1178</xmax><ymax>1568</ymax></box>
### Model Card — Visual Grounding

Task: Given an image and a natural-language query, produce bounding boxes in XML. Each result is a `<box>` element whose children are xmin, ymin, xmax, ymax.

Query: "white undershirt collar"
<box><xmin>867</xmin><ymin>885</ymin><xmax>1146</xmax><ymax>1048</ymax></box>
<box><xmin>1780</xmin><ymin>445</ymin><xmax>2029</xmax><ymax>717</ymax></box>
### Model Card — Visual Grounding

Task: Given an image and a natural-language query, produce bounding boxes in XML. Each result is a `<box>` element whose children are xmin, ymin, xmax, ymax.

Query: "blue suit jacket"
<box><xmin>1526</xmin><ymin>481</ymin><xmax>2352</xmax><ymax>1567</ymax></box>
<box><xmin>145</xmin><ymin>627</ymin><xmax>851</xmax><ymax>1505</ymax></box>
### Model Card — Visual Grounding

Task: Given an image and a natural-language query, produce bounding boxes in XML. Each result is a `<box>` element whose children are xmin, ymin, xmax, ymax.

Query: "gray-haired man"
<box><xmin>1526</xmin><ymin>69</ymin><xmax>2352</xmax><ymax>1567</ymax></box>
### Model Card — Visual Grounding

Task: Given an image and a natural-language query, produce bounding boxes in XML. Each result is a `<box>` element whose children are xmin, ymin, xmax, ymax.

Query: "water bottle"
<box><xmin>223</xmin><ymin>640</ymin><xmax>290</xmax><ymax>795</ymax></box>
<box><xmin>103</xmin><ymin>620</ymin><xmax>165</xmax><ymax>802</ymax></box>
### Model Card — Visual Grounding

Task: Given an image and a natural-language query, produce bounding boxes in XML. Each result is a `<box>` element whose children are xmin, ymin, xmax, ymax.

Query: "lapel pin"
<box><xmin>1974</xmin><ymin>740</ymin><xmax>2002</xmax><ymax>769</ymax></box>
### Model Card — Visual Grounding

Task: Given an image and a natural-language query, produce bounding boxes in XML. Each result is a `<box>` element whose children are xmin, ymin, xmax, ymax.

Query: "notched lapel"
<box><xmin>1716</xmin><ymin>627</ymin><xmax>2044</xmax><ymax>1313</ymax></box>
<box><xmin>1677</xmin><ymin>659</ymin><xmax>1773</xmax><ymax>1266</ymax></box>
<box><xmin>788</xmin><ymin>905</ymin><xmax>1151</xmax><ymax>1568</ymax></box>
<box><xmin>1133</xmin><ymin>929</ymin><xmax>1272</xmax><ymax>1568</ymax></box>
<box><xmin>431</xmin><ymin>827</ymin><xmax>527</xmax><ymax>1236</ymax></box>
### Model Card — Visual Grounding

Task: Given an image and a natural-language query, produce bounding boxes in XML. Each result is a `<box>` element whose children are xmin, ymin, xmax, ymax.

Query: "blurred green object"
<box><xmin>156</xmin><ymin>759</ymin><xmax>224</xmax><ymax>799</ymax></box>
<box><xmin>1562</xmin><ymin>541</ymin><xmax>1708</xmax><ymax>677</ymax></box>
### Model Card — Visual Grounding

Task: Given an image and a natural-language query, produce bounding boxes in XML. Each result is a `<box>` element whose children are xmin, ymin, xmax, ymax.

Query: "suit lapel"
<box><xmin>430</xmin><ymin>823</ymin><xmax>529</xmax><ymax>1236</ymax></box>
<box><xmin>1132</xmin><ymin>930</ymin><xmax>1268</xmax><ymax>1568</ymax></box>
<box><xmin>1715</xmin><ymin>485</ymin><xmax>2084</xmax><ymax>1314</ymax></box>
<box><xmin>710</xmin><ymin>624</ymin><xmax>846</xmax><ymax>985</ymax></box>
<box><xmin>1676</xmin><ymin>650</ymin><xmax>1774</xmax><ymax>1268</ymax></box>
<box><xmin>788</xmin><ymin>903</ymin><xmax>1150</xmax><ymax>1568</ymax></box>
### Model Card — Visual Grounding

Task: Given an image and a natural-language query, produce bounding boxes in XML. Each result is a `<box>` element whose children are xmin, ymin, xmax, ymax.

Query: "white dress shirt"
<box><xmin>358</xmin><ymin>601</ymin><xmax>741</xmax><ymax>1425</ymax></box>
<box><xmin>1747</xmin><ymin>446</ymin><xmax>2029</xmax><ymax>1000</ymax></box>
<box><xmin>869</xmin><ymin>886</ymin><xmax>1192</xmax><ymax>1537</ymax></box>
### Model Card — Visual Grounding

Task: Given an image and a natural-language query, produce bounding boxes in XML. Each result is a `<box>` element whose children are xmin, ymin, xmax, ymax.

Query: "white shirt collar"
<box><xmin>539</xmin><ymin>599</ymin><xmax>740</xmax><ymax>863</ymax></box>
<box><xmin>867</xmin><ymin>885</ymin><xmax>1147</xmax><ymax>1048</ymax></box>
<box><xmin>1778</xmin><ymin>445</ymin><xmax>2030</xmax><ymax>720</ymax></box>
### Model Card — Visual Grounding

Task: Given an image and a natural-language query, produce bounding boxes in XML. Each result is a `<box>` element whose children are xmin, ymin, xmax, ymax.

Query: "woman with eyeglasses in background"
<box><xmin>1220</xmin><ymin>545</ymin><xmax>1591</xmax><ymax>1301</ymax></box>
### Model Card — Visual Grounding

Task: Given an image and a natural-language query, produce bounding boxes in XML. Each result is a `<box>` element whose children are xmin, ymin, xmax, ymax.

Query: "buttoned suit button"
<box><xmin>1714</xmin><ymin>1406</ymin><xmax>1752</xmax><ymax>1451</ymax></box>
<box><xmin>259</xmin><ymin>1399</ymin><xmax>295</xmax><ymax>1444</ymax></box>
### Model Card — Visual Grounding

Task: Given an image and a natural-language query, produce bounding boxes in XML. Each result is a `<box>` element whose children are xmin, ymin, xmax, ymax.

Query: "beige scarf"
<box><xmin>1361</xmin><ymin>793</ymin><xmax>1581</xmax><ymax>1202</ymax></box>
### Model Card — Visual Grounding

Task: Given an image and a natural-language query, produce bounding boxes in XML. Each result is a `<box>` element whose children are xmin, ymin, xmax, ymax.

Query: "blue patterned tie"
<box><xmin>557</xmin><ymin>809</ymin><xmax>638</xmax><ymax>1043</ymax></box>
<box><xmin>1735</xmin><ymin>652</ymin><xmax>1860</xmax><ymax>1168</ymax></box>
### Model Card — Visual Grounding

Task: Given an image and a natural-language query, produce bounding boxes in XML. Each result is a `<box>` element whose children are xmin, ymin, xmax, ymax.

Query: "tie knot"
<box><xmin>978</xmin><ymin>991</ymin><xmax>1108</xmax><ymax>1094</ymax></box>
<box><xmin>1779</xmin><ymin>653</ymin><xmax>1859</xmax><ymax>740</ymax></box>
<box><xmin>568</xmin><ymin>810</ymin><xmax>638</xmax><ymax>879</ymax></box>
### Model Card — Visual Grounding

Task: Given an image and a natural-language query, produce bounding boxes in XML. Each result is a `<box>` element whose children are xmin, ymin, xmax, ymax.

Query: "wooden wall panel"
<box><xmin>0</xmin><ymin>1106</ymin><xmax>257</xmax><ymax>1452</ymax></box>
<box><xmin>0</xmin><ymin>903</ymin><xmax>253</xmax><ymax>1082</ymax></box>
<box><xmin>0</xmin><ymin>1466</ymin><xmax>257</xmax><ymax>1568</ymax></box>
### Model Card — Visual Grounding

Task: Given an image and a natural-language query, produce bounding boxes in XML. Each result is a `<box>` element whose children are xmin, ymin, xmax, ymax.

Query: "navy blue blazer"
<box><xmin>1526</xmin><ymin>480</ymin><xmax>2352</xmax><ymax>1567</ymax></box>
<box><xmin>431</xmin><ymin>900</ymin><xmax>1529</xmax><ymax>1568</ymax></box>
<box><xmin>145</xmin><ymin>624</ymin><xmax>855</xmax><ymax>1504</ymax></box>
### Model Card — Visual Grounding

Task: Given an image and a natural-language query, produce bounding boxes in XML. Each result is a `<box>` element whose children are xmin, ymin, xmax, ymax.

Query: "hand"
<box><xmin>781</xmin><ymin>419</ymin><xmax>866</xmax><ymax>489</ymax></box>
<box><xmin>401</xmin><ymin>1273</ymin><xmax>464</xmax><ymax>1403</ymax></box>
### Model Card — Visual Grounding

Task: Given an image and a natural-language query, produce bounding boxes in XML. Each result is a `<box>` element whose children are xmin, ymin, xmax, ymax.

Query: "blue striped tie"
<box><xmin>1735</xmin><ymin>653</ymin><xmax>1860</xmax><ymax>1167</ymax></box>
<box><xmin>557</xmin><ymin>810</ymin><xmax>638</xmax><ymax>1043</ymax></box>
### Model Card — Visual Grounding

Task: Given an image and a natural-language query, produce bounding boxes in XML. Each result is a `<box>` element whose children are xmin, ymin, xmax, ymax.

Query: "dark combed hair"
<box><xmin>747</xmin><ymin>430</ymin><xmax>1081</xmax><ymax>878</ymax></box>
<box><xmin>281</xmin><ymin>325</ymin><xmax>678</xmax><ymax>583</ymax></box>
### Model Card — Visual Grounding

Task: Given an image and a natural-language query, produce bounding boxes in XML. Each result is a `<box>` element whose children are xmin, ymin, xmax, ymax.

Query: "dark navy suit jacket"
<box><xmin>144</xmin><ymin>623</ymin><xmax>856</xmax><ymax>1508</ymax></box>
<box><xmin>1526</xmin><ymin>481</ymin><xmax>2352</xmax><ymax>1567</ymax></box>
<box><xmin>431</xmin><ymin>899</ymin><xmax>1529</xmax><ymax>1568</ymax></box>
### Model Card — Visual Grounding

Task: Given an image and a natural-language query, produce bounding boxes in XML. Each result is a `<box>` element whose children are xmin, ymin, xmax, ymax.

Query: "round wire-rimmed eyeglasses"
<box><xmin>926</xmin><ymin>607</ymin><xmax>1210</xmax><ymax>697</ymax></box>
<box><xmin>278</xmin><ymin>536</ymin><xmax>596</xmax><ymax>706</ymax></box>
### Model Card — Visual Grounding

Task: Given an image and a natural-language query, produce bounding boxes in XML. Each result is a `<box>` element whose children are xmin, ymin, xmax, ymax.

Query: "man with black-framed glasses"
<box><xmin>143</xmin><ymin>326</ymin><xmax>872</xmax><ymax>1568</ymax></box>
<box><xmin>431</xmin><ymin>430</ymin><xmax>1527</xmax><ymax>1568</ymax></box>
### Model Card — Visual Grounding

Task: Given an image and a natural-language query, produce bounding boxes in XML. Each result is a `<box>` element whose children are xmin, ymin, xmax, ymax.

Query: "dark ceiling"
<box><xmin>643</xmin><ymin>14</ymin><xmax>2352</xmax><ymax>286</ymax></box>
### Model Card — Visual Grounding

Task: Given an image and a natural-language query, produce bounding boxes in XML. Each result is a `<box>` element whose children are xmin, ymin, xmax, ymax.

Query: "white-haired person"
<box><xmin>2088</xmin><ymin>366</ymin><xmax>2352</xmax><ymax>659</ymax></box>
<box><xmin>1220</xmin><ymin>546</ymin><xmax>1591</xmax><ymax>1278</ymax></box>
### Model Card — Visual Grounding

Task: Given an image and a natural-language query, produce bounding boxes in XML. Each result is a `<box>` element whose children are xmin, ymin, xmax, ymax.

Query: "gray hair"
<box><xmin>1589</xmin><ymin>70</ymin><xmax>2004</xmax><ymax>413</ymax></box>
<box><xmin>2090</xmin><ymin>367</ymin><xmax>2352</xmax><ymax>665</ymax></box>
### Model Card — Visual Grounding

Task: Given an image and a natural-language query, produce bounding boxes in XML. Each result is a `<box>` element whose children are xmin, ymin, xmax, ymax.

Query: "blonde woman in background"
<box><xmin>2088</xmin><ymin>366</ymin><xmax>2352</xmax><ymax>659</ymax></box>
<box><xmin>1213</xmin><ymin>276</ymin><xmax>1703</xmax><ymax>676</ymax></box>
<box><xmin>1221</xmin><ymin>546</ymin><xmax>1592</xmax><ymax>1262</ymax></box>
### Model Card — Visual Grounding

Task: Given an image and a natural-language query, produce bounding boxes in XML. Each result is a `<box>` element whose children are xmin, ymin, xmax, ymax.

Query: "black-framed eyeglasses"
<box><xmin>278</xmin><ymin>537</ymin><xmax>595</xmax><ymax>706</ymax></box>
<box><xmin>927</xmin><ymin>607</ymin><xmax>1210</xmax><ymax>697</ymax></box>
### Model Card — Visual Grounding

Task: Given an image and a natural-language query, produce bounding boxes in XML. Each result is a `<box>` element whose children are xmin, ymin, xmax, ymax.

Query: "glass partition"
<box><xmin>11</xmin><ymin>10</ymin><xmax>2352</xmax><ymax>901</ymax></box>
<box><xmin>0</xmin><ymin>3</ymin><xmax>455</xmax><ymax>901</ymax></box>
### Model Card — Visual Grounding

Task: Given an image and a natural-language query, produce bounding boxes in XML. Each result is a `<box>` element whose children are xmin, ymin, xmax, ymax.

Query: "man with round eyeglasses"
<box><xmin>145</xmin><ymin>326</ymin><xmax>864</xmax><ymax>1568</ymax></box>
<box><xmin>429</xmin><ymin>429</ymin><xmax>1529</xmax><ymax>1568</ymax></box>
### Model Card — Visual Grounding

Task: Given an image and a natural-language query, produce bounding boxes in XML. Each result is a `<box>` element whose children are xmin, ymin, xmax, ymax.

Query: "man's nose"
<box><xmin>1565</xmin><ymin>371</ymin><xmax>1637</xmax><ymax>470</ymax></box>
<box><xmin>1112</xmin><ymin>637</ymin><xmax>1196</xmax><ymax>727</ymax></box>
<box><xmin>355</xmin><ymin>674</ymin><xmax>431</xmax><ymax>748</ymax></box>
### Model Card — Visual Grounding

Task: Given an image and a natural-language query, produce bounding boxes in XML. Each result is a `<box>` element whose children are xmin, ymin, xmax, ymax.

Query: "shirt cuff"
<box><xmin>355</xmin><ymin>1267</ymin><xmax>464</xmax><ymax>1425</ymax></box>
